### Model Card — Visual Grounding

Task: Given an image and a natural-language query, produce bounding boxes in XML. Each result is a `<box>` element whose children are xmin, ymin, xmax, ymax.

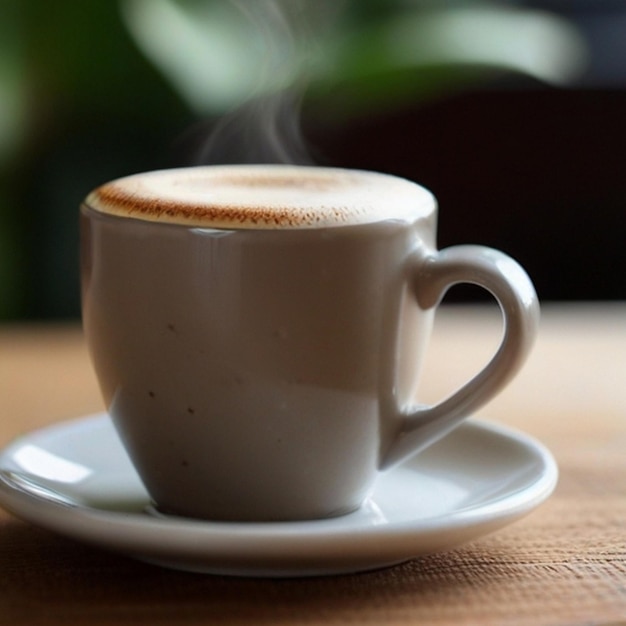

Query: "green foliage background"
<box><xmin>0</xmin><ymin>0</ymin><xmax>584</xmax><ymax>319</ymax></box>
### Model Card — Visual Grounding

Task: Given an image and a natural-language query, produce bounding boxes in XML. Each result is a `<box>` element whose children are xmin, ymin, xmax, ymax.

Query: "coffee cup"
<box><xmin>80</xmin><ymin>164</ymin><xmax>539</xmax><ymax>521</ymax></box>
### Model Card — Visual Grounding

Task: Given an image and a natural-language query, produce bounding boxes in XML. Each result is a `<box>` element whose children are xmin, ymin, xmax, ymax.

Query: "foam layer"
<box><xmin>84</xmin><ymin>165</ymin><xmax>434</xmax><ymax>229</ymax></box>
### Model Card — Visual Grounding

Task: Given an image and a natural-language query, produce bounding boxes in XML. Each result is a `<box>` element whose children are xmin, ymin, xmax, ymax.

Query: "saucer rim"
<box><xmin>0</xmin><ymin>413</ymin><xmax>558</xmax><ymax>576</ymax></box>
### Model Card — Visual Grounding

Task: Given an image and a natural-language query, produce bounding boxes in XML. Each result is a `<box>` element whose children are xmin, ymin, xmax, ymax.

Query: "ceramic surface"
<box><xmin>0</xmin><ymin>414</ymin><xmax>557</xmax><ymax>577</ymax></box>
<box><xmin>82</xmin><ymin>165</ymin><xmax>539</xmax><ymax>521</ymax></box>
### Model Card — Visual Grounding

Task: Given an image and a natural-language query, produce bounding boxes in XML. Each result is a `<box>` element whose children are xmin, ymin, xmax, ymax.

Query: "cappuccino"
<box><xmin>85</xmin><ymin>165</ymin><xmax>434</xmax><ymax>229</ymax></box>
<box><xmin>81</xmin><ymin>164</ymin><xmax>538</xmax><ymax>521</ymax></box>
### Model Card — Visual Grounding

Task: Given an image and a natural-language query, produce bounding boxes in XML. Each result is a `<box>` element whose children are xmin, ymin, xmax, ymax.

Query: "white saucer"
<box><xmin>0</xmin><ymin>413</ymin><xmax>557</xmax><ymax>577</ymax></box>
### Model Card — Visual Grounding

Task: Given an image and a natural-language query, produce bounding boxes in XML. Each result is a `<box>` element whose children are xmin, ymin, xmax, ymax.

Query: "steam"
<box><xmin>192</xmin><ymin>0</ymin><xmax>329</xmax><ymax>166</ymax></box>
<box><xmin>123</xmin><ymin>0</ymin><xmax>341</xmax><ymax>166</ymax></box>
<box><xmin>192</xmin><ymin>89</ymin><xmax>311</xmax><ymax>165</ymax></box>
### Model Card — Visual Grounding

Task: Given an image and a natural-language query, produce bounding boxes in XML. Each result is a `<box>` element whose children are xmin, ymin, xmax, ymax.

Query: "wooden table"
<box><xmin>1</xmin><ymin>304</ymin><xmax>625</xmax><ymax>625</ymax></box>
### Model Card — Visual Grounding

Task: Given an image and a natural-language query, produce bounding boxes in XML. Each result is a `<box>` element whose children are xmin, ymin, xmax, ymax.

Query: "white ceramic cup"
<box><xmin>80</xmin><ymin>164</ymin><xmax>539</xmax><ymax>521</ymax></box>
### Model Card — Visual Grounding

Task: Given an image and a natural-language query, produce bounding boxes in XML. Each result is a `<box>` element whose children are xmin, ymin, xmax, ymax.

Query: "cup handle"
<box><xmin>381</xmin><ymin>245</ymin><xmax>540</xmax><ymax>470</ymax></box>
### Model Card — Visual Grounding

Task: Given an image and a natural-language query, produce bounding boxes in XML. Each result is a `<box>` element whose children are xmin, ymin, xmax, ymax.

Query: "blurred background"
<box><xmin>0</xmin><ymin>0</ymin><xmax>625</xmax><ymax>321</ymax></box>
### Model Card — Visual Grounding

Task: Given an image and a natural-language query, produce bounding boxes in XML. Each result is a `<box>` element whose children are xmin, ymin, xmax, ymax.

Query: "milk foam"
<box><xmin>85</xmin><ymin>165</ymin><xmax>434</xmax><ymax>229</ymax></box>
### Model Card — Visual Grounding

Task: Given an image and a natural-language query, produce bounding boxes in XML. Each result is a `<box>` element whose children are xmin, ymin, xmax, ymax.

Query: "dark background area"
<box><xmin>315</xmin><ymin>85</ymin><xmax>626</xmax><ymax>302</ymax></box>
<box><xmin>1</xmin><ymin>0</ymin><xmax>625</xmax><ymax>320</ymax></box>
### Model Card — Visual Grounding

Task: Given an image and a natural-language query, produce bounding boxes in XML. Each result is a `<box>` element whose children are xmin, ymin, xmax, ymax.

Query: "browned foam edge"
<box><xmin>86</xmin><ymin>185</ymin><xmax>321</xmax><ymax>228</ymax></box>
<box><xmin>84</xmin><ymin>166</ymin><xmax>433</xmax><ymax>229</ymax></box>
